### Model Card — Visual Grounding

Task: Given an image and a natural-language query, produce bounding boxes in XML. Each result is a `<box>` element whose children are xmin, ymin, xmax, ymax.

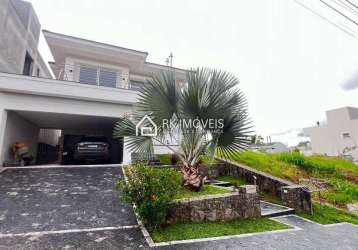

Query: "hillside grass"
<box><xmin>224</xmin><ymin>151</ymin><xmax>358</xmax><ymax>207</ymax></box>
<box><xmin>298</xmin><ymin>203</ymin><xmax>358</xmax><ymax>225</ymax></box>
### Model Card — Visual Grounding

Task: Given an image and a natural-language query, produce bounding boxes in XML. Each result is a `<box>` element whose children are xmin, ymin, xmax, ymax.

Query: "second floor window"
<box><xmin>99</xmin><ymin>68</ymin><xmax>118</xmax><ymax>88</ymax></box>
<box><xmin>79</xmin><ymin>65</ymin><xmax>97</xmax><ymax>85</ymax></box>
<box><xmin>79</xmin><ymin>64</ymin><xmax>120</xmax><ymax>88</ymax></box>
<box><xmin>130</xmin><ymin>80</ymin><xmax>145</xmax><ymax>91</ymax></box>
<box><xmin>342</xmin><ymin>132</ymin><xmax>351</xmax><ymax>139</ymax></box>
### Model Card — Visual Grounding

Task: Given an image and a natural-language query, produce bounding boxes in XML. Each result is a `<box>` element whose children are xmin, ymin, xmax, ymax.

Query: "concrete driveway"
<box><xmin>0</xmin><ymin>166</ymin><xmax>147</xmax><ymax>249</ymax></box>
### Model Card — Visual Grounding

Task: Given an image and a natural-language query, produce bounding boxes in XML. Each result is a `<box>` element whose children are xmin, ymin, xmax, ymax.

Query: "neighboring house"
<box><xmin>250</xmin><ymin>142</ymin><xmax>289</xmax><ymax>154</ymax></box>
<box><xmin>0</xmin><ymin>0</ymin><xmax>185</xmax><ymax>166</ymax></box>
<box><xmin>303</xmin><ymin>107</ymin><xmax>358</xmax><ymax>162</ymax></box>
<box><xmin>0</xmin><ymin>0</ymin><xmax>51</xmax><ymax>77</ymax></box>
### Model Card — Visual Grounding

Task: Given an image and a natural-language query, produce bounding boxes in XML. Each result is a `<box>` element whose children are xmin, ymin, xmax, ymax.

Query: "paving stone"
<box><xmin>0</xmin><ymin>228</ymin><xmax>148</xmax><ymax>250</ymax></box>
<box><xmin>0</xmin><ymin>167</ymin><xmax>137</xmax><ymax>234</ymax></box>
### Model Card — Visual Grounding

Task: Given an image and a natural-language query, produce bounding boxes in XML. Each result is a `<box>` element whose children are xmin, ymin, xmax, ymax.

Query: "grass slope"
<box><xmin>151</xmin><ymin>218</ymin><xmax>291</xmax><ymax>242</ymax></box>
<box><xmin>226</xmin><ymin>151</ymin><xmax>358</xmax><ymax>207</ymax></box>
<box><xmin>298</xmin><ymin>203</ymin><xmax>358</xmax><ymax>225</ymax></box>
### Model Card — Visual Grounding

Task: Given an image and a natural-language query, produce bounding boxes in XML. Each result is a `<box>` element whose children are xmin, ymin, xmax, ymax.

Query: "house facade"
<box><xmin>303</xmin><ymin>107</ymin><xmax>358</xmax><ymax>162</ymax></box>
<box><xmin>0</xmin><ymin>0</ymin><xmax>50</xmax><ymax>77</ymax></box>
<box><xmin>0</xmin><ymin>0</ymin><xmax>185</xmax><ymax>166</ymax></box>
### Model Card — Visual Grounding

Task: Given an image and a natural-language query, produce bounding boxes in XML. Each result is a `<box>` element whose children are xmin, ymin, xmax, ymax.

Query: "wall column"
<box><xmin>122</xmin><ymin>137</ymin><xmax>132</xmax><ymax>165</ymax></box>
<box><xmin>0</xmin><ymin>107</ymin><xmax>8</xmax><ymax>166</ymax></box>
<box><xmin>281</xmin><ymin>185</ymin><xmax>312</xmax><ymax>212</ymax></box>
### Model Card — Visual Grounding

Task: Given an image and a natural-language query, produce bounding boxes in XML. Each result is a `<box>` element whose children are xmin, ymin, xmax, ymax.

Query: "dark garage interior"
<box><xmin>2</xmin><ymin>110</ymin><xmax>123</xmax><ymax>166</ymax></box>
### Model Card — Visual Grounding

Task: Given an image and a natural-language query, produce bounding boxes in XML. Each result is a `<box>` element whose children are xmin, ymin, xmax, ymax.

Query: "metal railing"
<box><xmin>49</xmin><ymin>63</ymin><xmax>143</xmax><ymax>91</ymax></box>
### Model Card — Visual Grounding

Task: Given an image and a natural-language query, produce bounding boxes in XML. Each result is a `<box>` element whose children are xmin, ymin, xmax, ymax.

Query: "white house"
<box><xmin>0</xmin><ymin>0</ymin><xmax>186</xmax><ymax>166</ymax></box>
<box><xmin>303</xmin><ymin>107</ymin><xmax>358</xmax><ymax>161</ymax></box>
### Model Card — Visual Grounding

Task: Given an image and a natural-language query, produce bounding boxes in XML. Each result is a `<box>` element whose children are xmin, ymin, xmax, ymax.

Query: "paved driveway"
<box><xmin>0</xmin><ymin>166</ymin><xmax>147</xmax><ymax>249</ymax></box>
<box><xmin>1</xmin><ymin>166</ymin><xmax>357</xmax><ymax>250</ymax></box>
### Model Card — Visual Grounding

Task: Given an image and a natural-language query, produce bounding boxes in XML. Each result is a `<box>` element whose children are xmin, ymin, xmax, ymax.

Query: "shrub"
<box><xmin>157</xmin><ymin>154</ymin><xmax>173</xmax><ymax>165</ymax></box>
<box><xmin>117</xmin><ymin>164</ymin><xmax>182</xmax><ymax>230</ymax></box>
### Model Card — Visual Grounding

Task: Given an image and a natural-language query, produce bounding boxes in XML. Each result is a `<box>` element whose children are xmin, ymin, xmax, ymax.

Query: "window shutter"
<box><xmin>130</xmin><ymin>81</ymin><xmax>145</xmax><ymax>91</ymax></box>
<box><xmin>79</xmin><ymin>65</ymin><xmax>98</xmax><ymax>85</ymax></box>
<box><xmin>99</xmin><ymin>68</ymin><xmax>117</xmax><ymax>88</ymax></box>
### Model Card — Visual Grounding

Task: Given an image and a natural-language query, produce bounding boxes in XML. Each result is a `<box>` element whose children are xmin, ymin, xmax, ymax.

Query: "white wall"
<box><xmin>38</xmin><ymin>129</ymin><xmax>61</xmax><ymax>146</ymax></box>
<box><xmin>304</xmin><ymin>107</ymin><xmax>358</xmax><ymax>158</ymax></box>
<box><xmin>154</xmin><ymin>145</ymin><xmax>180</xmax><ymax>155</ymax></box>
<box><xmin>0</xmin><ymin>107</ymin><xmax>8</xmax><ymax>165</ymax></box>
<box><xmin>1</xmin><ymin>111</ymin><xmax>39</xmax><ymax>164</ymax></box>
<box><xmin>0</xmin><ymin>73</ymin><xmax>139</xmax><ymax>106</ymax></box>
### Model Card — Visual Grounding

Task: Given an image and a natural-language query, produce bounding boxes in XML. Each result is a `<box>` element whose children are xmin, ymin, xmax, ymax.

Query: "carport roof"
<box><xmin>13</xmin><ymin>110</ymin><xmax>120</xmax><ymax>130</ymax></box>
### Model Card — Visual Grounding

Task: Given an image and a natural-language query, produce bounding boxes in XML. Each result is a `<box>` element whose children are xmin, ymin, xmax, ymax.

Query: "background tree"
<box><xmin>114</xmin><ymin>67</ymin><xmax>252</xmax><ymax>191</ymax></box>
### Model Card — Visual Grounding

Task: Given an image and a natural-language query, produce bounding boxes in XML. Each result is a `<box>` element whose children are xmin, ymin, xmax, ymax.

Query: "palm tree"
<box><xmin>114</xmin><ymin>67</ymin><xmax>252</xmax><ymax>191</ymax></box>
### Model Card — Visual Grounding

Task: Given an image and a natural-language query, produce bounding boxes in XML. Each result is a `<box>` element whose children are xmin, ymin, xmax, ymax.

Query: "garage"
<box><xmin>1</xmin><ymin>110</ymin><xmax>123</xmax><ymax>166</ymax></box>
<box><xmin>0</xmin><ymin>73</ymin><xmax>138</xmax><ymax>167</ymax></box>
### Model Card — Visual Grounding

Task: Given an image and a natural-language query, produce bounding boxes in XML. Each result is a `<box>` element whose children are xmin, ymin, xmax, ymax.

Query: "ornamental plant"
<box><xmin>114</xmin><ymin>67</ymin><xmax>252</xmax><ymax>191</ymax></box>
<box><xmin>118</xmin><ymin>164</ymin><xmax>181</xmax><ymax>230</ymax></box>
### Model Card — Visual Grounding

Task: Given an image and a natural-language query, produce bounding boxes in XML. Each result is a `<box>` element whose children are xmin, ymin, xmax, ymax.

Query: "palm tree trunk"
<box><xmin>181</xmin><ymin>162</ymin><xmax>206</xmax><ymax>191</ymax></box>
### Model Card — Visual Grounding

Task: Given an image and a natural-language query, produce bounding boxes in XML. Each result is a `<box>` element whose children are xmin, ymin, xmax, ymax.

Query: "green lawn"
<box><xmin>151</xmin><ymin>218</ymin><xmax>291</xmax><ymax>242</ymax></box>
<box><xmin>298</xmin><ymin>203</ymin><xmax>358</xmax><ymax>225</ymax></box>
<box><xmin>175</xmin><ymin>185</ymin><xmax>230</xmax><ymax>199</ymax></box>
<box><xmin>223</xmin><ymin>151</ymin><xmax>358</xmax><ymax>207</ymax></box>
<box><xmin>216</xmin><ymin>175</ymin><xmax>248</xmax><ymax>186</ymax></box>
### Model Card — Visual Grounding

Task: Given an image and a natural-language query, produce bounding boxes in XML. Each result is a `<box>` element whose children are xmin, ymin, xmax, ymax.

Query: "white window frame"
<box><xmin>70</xmin><ymin>58</ymin><xmax>127</xmax><ymax>88</ymax></box>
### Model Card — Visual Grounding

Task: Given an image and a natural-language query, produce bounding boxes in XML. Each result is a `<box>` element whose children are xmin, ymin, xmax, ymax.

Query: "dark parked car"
<box><xmin>73</xmin><ymin>136</ymin><xmax>111</xmax><ymax>163</ymax></box>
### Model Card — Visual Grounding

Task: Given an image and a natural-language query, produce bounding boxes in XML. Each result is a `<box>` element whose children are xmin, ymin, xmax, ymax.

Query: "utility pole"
<box><xmin>169</xmin><ymin>52</ymin><xmax>173</xmax><ymax>67</ymax></box>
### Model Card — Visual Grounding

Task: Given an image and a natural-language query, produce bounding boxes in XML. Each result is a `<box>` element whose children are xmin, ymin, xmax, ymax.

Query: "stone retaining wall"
<box><xmin>166</xmin><ymin>185</ymin><xmax>260</xmax><ymax>224</ymax></box>
<box><xmin>219</xmin><ymin>160</ymin><xmax>293</xmax><ymax>196</ymax></box>
<box><xmin>216</xmin><ymin>159</ymin><xmax>312</xmax><ymax>212</ymax></box>
<box><xmin>150</xmin><ymin>160</ymin><xmax>312</xmax><ymax>212</ymax></box>
<box><xmin>281</xmin><ymin>185</ymin><xmax>312</xmax><ymax>212</ymax></box>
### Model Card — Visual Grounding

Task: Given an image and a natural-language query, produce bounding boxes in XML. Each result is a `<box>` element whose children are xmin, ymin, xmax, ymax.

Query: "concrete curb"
<box><xmin>0</xmin><ymin>164</ymin><xmax>122</xmax><ymax>170</ymax></box>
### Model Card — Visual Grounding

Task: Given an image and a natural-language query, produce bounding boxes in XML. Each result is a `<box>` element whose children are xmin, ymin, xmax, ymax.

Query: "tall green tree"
<box><xmin>114</xmin><ymin>67</ymin><xmax>252</xmax><ymax>191</ymax></box>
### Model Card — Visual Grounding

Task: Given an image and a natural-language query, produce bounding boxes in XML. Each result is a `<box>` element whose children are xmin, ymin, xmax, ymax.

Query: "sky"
<box><xmin>28</xmin><ymin>0</ymin><xmax>358</xmax><ymax>145</ymax></box>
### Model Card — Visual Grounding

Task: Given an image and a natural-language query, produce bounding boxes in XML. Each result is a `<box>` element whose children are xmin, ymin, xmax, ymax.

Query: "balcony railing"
<box><xmin>50</xmin><ymin>63</ymin><xmax>144</xmax><ymax>91</ymax></box>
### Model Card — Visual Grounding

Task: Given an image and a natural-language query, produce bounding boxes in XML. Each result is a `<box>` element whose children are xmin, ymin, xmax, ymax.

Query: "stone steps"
<box><xmin>260</xmin><ymin>201</ymin><xmax>295</xmax><ymax>217</ymax></box>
